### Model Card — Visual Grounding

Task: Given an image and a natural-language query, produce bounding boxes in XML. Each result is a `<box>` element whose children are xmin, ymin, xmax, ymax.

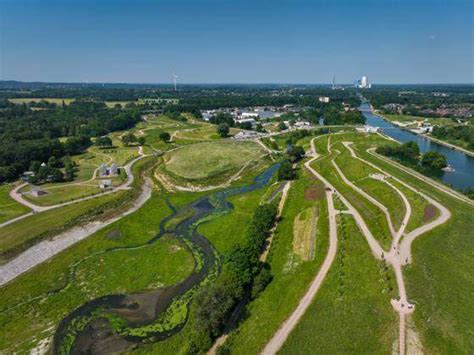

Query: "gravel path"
<box><xmin>262</xmin><ymin>136</ymin><xmax>451</xmax><ymax>355</ymax></box>
<box><xmin>0</xmin><ymin>179</ymin><xmax>153</xmax><ymax>286</ymax></box>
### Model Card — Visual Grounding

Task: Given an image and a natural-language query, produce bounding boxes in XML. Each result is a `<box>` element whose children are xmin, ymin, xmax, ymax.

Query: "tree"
<box><xmin>65</xmin><ymin>161</ymin><xmax>75</xmax><ymax>181</ymax></box>
<box><xmin>29</xmin><ymin>161</ymin><xmax>41</xmax><ymax>174</ymax></box>
<box><xmin>121</xmin><ymin>132</ymin><xmax>136</xmax><ymax>146</ymax></box>
<box><xmin>278</xmin><ymin>122</ymin><xmax>288</xmax><ymax>131</ymax></box>
<box><xmin>255</xmin><ymin>124</ymin><xmax>265</xmax><ymax>133</ymax></box>
<box><xmin>239</xmin><ymin>121</ymin><xmax>253</xmax><ymax>130</ymax></box>
<box><xmin>49</xmin><ymin>168</ymin><xmax>64</xmax><ymax>182</ymax></box>
<box><xmin>95</xmin><ymin>136</ymin><xmax>112</xmax><ymax>147</ymax></box>
<box><xmin>251</xmin><ymin>265</ymin><xmax>273</xmax><ymax>299</ymax></box>
<box><xmin>421</xmin><ymin>151</ymin><xmax>447</xmax><ymax>170</ymax></box>
<box><xmin>137</xmin><ymin>136</ymin><xmax>146</xmax><ymax>146</ymax></box>
<box><xmin>159</xmin><ymin>131</ymin><xmax>171</xmax><ymax>142</ymax></box>
<box><xmin>48</xmin><ymin>156</ymin><xmax>62</xmax><ymax>168</ymax></box>
<box><xmin>210</xmin><ymin>112</ymin><xmax>234</xmax><ymax>127</ymax></box>
<box><xmin>287</xmin><ymin>145</ymin><xmax>305</xmax><ymax>162</ymax></box>
<box><xmin>217</xmin><ymin>123</ymin><xmax>230</xmax><ymax>138</ymax></box>
<box><xmin>277</xmin><ymin>160</ymin><xmax>296</xmax><ymax>180</ymax></box>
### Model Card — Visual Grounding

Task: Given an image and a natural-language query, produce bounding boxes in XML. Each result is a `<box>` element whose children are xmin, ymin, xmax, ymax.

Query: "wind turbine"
<box><xmin>173</xmin><ymin>74</ymin><xmax>178</xmax><ymax>91</ymax></box>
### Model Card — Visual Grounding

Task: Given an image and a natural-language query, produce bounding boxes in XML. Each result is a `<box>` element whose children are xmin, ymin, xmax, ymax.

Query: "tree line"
<box><xmin>188</xmin><ymin>203</ymin><xmax>278</xmax><ymax>353</ymax></box>
<box><xmin>0</xmin><ymin>102</ymin><xmax>141</xmax><ymax>182</ymax></box>
<box><xmin>376</xmin><ymin>141</ymin><xmax>448</xmax><ymax>171</ymax></box>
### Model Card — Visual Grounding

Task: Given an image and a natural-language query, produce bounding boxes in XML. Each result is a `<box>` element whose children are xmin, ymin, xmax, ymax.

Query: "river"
<box><xmin>360</xmin><ymin>103</ymin><xmax>474</xmax><ymax>190</ymax></box>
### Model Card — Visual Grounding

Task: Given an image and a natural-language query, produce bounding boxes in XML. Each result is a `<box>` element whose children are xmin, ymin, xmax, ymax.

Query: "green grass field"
<box><xmin>0</xmin><ymin>185</ymin><xmax>31</xmax><ymax>224</ymax></box>
<box><xmin>311</xmin><ymin>146</ymin><xmax>393</xmax><ymax>250</ymax></box>
<box><xmin>0</xmin><ymin>192</ymin><xmax>126</xmax><ymax>262</ymax></box>
<box><xmin>0</xmin><ymin>193</ymin><xmax>194</xmax><ymax>353</ymax></box>
<box><xmin>356</xmin><ymin>144</ymin><xmax>474</xmax><ymax>353</ymax></box>
<box><xmin>19</xmin><ymin>184</ymin><xmax>103</xmax><ymax>206</ymax></box>
<box><xmin>161</xmin><ymin>140</ymin><xmax>266</xmax><ymax>185</ymax></box>
<box><xmin>223</xmin><ymin>168</ymin><xmax>329</xmax><ymax>354</ymax></box>
<box><xmin>280</xmin><ymin>213</ymin><xmax>397</xmax><ymax>353</ymax></box>
<box><xmin>8</xmin><ymin>98</ymin><xmax>75</xmax><ymax>105</ymax></box>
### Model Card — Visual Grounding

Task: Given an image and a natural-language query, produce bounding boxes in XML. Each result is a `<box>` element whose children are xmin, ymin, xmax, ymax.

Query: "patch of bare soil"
<box><xmin>304</xmin><ymin>184</ymin><xmax>325</xmax><ymax>201</ymax></box>
<box><xmin>423</xmin><ymin>204</ymin><xmax>438</xmax><ymax>222</ymax></box>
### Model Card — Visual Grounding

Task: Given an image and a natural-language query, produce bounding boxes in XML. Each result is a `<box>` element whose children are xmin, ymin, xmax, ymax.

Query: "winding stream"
<box><xmin>51</xmin><ymin>163</ymin><xmax>279</xmax><ymax>354</ymax></box>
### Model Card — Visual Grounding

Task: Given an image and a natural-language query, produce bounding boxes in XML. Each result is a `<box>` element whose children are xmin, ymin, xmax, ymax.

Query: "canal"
<box><xmin>360</xmin><ymin>103</ymin><xmax>474</xmax><ymax>190</ymax></box>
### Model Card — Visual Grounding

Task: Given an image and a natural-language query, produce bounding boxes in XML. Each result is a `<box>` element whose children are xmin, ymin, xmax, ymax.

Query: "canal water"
<box><xmin>361</xmin><ymin>103</ymin><xmax>474</xmax><ymax>190</ymax></box>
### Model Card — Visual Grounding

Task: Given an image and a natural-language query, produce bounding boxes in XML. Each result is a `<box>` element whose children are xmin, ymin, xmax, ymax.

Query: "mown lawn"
<box><xmin>280</xmin><ymin>214</ymin><xmax>397</xmax><ymax>353</ymax></box>
<box><xmin>0</xmin><ymin>185</ymin><xmax>30</xmax><ymax>224</ymax></box>
<box><xmin>0</xmin><ymin>193</ymin><xmax>193</xmax><ymax>354</ymax></box>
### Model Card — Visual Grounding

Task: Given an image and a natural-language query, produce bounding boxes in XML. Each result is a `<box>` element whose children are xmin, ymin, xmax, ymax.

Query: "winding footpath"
<box><xmin>0</xmin><ymin>147</ymin><xmax>152</xmax><ymax>286</ymax></box>
<box><xmin>262</xmin><ymin>135</ymin><xmax>451</xmax><ymax>355</ymax></box>
<box><xmin>262</xmin><ymin>136</ymin><xmax>339</xmax><ymax>355</ymax></box>
<box><xmin>0</xmin><ymin>147</ymin><xmax>147</xmax><ymax>228</ymax></box>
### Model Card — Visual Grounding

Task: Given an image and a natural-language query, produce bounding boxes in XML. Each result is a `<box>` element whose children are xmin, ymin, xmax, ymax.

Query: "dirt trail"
<box><xmin>260</xmin><ymin>181</ymin><xmax>292</xmax><ymax>262</ymax></box>
<box><xmin>261</xmin><ymin>190</ymin><xmax>337</xmax><ymax>355</ymax></box>
<box><xmin>261</xmin><ymin>140</ymin><xmax>338</xmax><ymax>355</ymax></box>
<box><xmin>263</xmin><ymin>136</ymin><xmax>451</xmax><ymax>355</ymax></box>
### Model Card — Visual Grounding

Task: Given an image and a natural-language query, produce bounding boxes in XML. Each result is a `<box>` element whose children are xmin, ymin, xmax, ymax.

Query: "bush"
<box><xmin>277</xmin><ymin>160</ymin><xmax>296</xmax><ymax>180</ymax></box>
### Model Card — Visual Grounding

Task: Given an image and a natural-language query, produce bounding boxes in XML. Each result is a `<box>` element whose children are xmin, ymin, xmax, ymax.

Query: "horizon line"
<box><xmin>1</xmin><ymin>79</ymin><xmax>473</xmax><ymax>86</ymax></box>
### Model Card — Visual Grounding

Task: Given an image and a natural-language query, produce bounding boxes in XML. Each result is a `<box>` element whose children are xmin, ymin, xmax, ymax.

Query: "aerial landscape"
<box><xmin>0</xmin><ymin>0</ymin><xmax>473</xmax><ymax>354</ymax></box>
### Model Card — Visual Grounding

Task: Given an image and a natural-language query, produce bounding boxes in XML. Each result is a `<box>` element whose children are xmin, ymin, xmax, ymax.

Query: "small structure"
<box><xmin>241</xmin><ymin>112</ymin><xmax>259</xmax><ymax>119</ymax></box>
<box><xmin>357</xmin><ymin>125</ymin><xmax>379</xmax><ymax>133</ymax></box>
<box><xmin>233</xmin><ymin>131</ymin><xmax>262</xmax><ymax>140</ymax></box>
<box><xmin>110</xmin><ymin>163</ymin><xmax>118</xmax><ymax>175</ymax></box>
<box><xmin>30</xmin><ymin>186</ymin><xmax>47</xmax><ymax>197</ymax></box>
<box><xmin>99</xmin><ymin>179</ymin><xmax>113</xmax><ymax>189</ymax></box>
<box><xmin>295</xmin><ymin>121</ymin><xmax>311</xmax><ymax>128</ymax></box>
<box><xmin>98</xmin><ymin>163</ymin><xmax>120</xmax><ymax>177</ymax></box>
<box><xmin>22</xmin><ymin>171</ymin><xmax>35</xmax><ymax>181</ymax></box>
<box><xmin>319</xmin><ymin>96</ymin><xmax>330</xmax><ymax>103</ymax></box>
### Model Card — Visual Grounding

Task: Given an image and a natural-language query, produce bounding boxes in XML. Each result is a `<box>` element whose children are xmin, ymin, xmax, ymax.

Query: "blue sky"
<box><xmin>0</xmin><ymin>0</ymin><xmax>472</xmax><ymax>84</ymax></box>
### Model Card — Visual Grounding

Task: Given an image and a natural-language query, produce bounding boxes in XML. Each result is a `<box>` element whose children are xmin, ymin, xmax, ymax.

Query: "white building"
<box><xmin>356</xmin><ymin>75</ymin><xmax>372</xmax><ymax>89</ymax></box>
<box><xmin>356</xmin><ymin>125</ymin><xmax>379</xmax><ymax>133</ymax></box>
<box><xmin>100</xmin><ymin>179</ymin><xmax>113</xmax><ymax>189</ymax></box>
<box><xmin>235</xmin><ymin>117</ymin><xmax>256</xmax><ymax>124</ymax></box>
<box><xmin>241</xmin><ymin>112</ymin><xmax>259</xmax><ymax>118</ymax></box>
<box><xmin>318</xmin><ymin>96</ymin><xmax>330</xmax><ymax>103</ymax></box>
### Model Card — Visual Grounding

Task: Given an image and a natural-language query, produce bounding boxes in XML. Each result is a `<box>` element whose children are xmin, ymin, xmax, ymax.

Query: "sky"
<box><xmin>0</xmin><ymin>0</ymin><xmax>473</xmax><ymax>84</ymax></box>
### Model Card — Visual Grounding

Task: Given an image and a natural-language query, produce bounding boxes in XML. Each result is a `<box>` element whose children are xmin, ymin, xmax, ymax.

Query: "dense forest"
<box><xmin>0</xmin><ymin>101</ymin><xmax>141</xmax><ymax>182</ymax></box>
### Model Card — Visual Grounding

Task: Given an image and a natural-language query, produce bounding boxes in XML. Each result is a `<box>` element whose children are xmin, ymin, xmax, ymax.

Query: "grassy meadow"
<box><xmin>0</xmin><ymin>185</ymin><xmax>31</xmax><ymax>224</ymax></box>
<box><xmin>280</xmin><ymin>214</ymin><xmax>397</xmax><ymax>353</ymax></box>
<box><xmin>223</xmin><ymin>168</ymin><xmax>329</xmax><ymax>354</ymax></box>
<box><xmin>0</xmin><ymin>193</ymin><xmax>193</xmax><ymax>354</ymax></box>
<box><xmin>160</xmin><ymin>140</ymin><xmax>266</xmax><ymax>186</ymax></box>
